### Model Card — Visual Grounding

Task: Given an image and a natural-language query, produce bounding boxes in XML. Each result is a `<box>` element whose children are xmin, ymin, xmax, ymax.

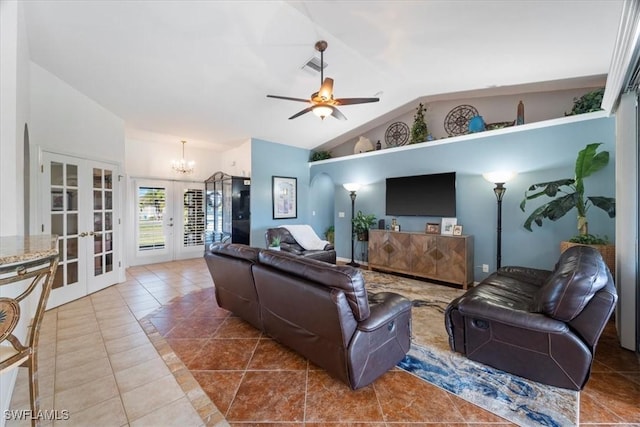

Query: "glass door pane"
<box><xmin>92</xmin><ymin>167</ymin><xmax>114</xmax><ymax>276</ymax></box>
<box><xmin>50</xmin><ymin>161</ymin><xmax>80</xmax><ymax>290</ymax></box>
<box><xmin>183</xmin><ymin>188</ymin><xmax>204</xmax><ymax>247</ymax></box>
<box><xmin>137</xmin><ymin>186</ymin><xmax>167</xmax><ymax>251</ymax></box>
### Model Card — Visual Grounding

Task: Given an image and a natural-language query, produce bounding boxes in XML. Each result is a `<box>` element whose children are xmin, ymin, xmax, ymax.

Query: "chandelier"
<box><xmin>171</xmin><ymin>140</ymin><xmax>195</xmax><ymax>174</ymax></box>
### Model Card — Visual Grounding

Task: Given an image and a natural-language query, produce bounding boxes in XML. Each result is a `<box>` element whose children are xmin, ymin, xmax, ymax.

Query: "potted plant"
<box><xmin>520</xmin><ymin>142</ymin><xmax>616</xmax><ymax>273</ymax></box>
<box><xmin>410</xmin><ymin>103</ymin><xmax>428</xmax><ymax>144</ymax></box>
<box><xmin>269</xmin><ymin>236</ymin><xmax>281</xmax><ymax>250</ymax></box>
<box><xmin>352</xmin><ymin>211</ymin><xmax>377</xmax><ymax>241</ymax></box>
<box><xmin>325</xmin><ymin>225</ymin><xmax>335</xmax><ymax>244</ymax></box>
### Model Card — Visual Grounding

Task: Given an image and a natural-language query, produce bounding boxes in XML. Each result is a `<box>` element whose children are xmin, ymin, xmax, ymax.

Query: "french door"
<box><xmin>130</xmin><ymin>179</ymin><xmax>205</xmax><ymax>266</ymax></box>
<box><xmin>41</xmin><ymin>152</ymin><xmax>121</xmax><ymax>308</ymax></box>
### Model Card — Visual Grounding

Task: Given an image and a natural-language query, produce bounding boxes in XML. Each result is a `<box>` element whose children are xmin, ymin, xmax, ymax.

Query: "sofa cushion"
<box><xmin>258</xmin><ymin>250</ymin><xmax>370</xmax><ymax>321</ymax></box>
<box><xmin>535</xmin><ymin>246</ymin><xmax>610</xmax><ymax>322</ymax></box>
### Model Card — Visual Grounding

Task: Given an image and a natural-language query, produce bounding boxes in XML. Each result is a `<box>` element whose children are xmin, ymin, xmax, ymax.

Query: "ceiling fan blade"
<box><xmin>267</xmin><ymin>95</ymin><xmax>311</xmax><ymax>103</ymax></box>
<box><xmin>288</xmin><ymin>107</ymin><xmax>313</xmax><ymax>120</ymax></box>
<box><xmin>334</xmin><ymin>97</ymin><xmax>380</xmax><ymax>106</ymax></box>
<box><xmin>329</xmin><ymin>106</ymin><xmax>347</xmax><ymax>121</ymax></box>
<box><xmin>318</xmin><ymin>77</ymin><xmax>334</xmax><ymax>100</ymax></box>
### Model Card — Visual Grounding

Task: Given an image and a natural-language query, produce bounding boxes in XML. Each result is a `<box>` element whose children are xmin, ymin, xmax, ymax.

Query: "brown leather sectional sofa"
<box><xmin>445</xmin><ymin>245</ymin><xmax>617</xmax><ymax>390</ymax></box>
<box><xmin>205</xmin><ymin>243</ymin><xmax>412</xmax><ymax>389</ymax></box>
<box><xmin>265</xmin><ymin>227</ymin><xmax>337</xmax><ymax>264</ymax></box>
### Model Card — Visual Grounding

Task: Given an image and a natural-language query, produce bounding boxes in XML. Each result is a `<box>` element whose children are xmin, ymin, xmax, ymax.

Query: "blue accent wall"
<box><xmin>309</xmin><ymin>116</ymin><xmax>616</xmax><ymax>280</ymax></box>
<box><xmin>250</xmin><ymin>138</ymin><xmax>311</xmax><ymax>247</ymax></box>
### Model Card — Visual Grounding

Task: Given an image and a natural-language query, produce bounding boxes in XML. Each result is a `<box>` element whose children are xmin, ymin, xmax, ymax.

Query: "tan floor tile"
<box><xmin>99</xmin><ymin>319</ymin><xmax>144</xmax><ymax>341</ymax></box>
<box><xmin>55</xmin><ymin>356</ymin><xmax>112</xmax><ymax>393</ymax></box>
<box><xmin>56</xmin><ymin>344</ymin><xmax>108</xmax><ymax>372</ymax></box>
<box><xmin>121</xmin><ymin>374</ymin><xmax>185</xmax><ymax>421</ymax></box>
<box><xmin>115</xmin><ymin>356</ymin><xmax>171</xmax><ymax>393</ymax></box>
<box><xmin>104</xmin><ymin>330</ymin><xmax>151</xmax><ymax>355</ymax></box>
<box><xmin>56</xmin><ymin>313</ymin><xmax>97</xmax><ymax>330</ymax></box>
<box><xmin>109</xmin><ymin>341</ymin><xmax>159</xmax><ymax>372</ymax></box>
<box><xmin>53</xmin><ymin>396</ymin><xmax>127</xmax><ymax>427</ymax></box>
<box><xmin>53</xmin><ymin>374</ymin><xmax>119</xmax><ymax>415</ymax></box>
<box><xmin>56</xmin><ymin>320</ymin><xmax>100</xmax><ymax>340</ymax></box>
<box><xmin>130</xmin><ymin>396</ymin><xmax>202</xmax><ymax>427</ymax></box>
<box><xmin>56</xmin><ymin>331</ymin><xmax>103</xmax><ymax>355</ymax></box>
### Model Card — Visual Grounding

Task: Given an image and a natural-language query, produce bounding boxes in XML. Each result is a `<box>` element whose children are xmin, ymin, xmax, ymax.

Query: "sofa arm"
<box><xmin>324</xmin><ymin>243</ymin><xmax>335</xmax><ymax>250</ymax></box>
<box><xmin>458</xmin><ymin>295</ymin><xmax>568</xmax><ymax>334</ymax></box>
<box><xmin>358</xmin><ymin>292</ymin><xmax>411</xmax><ymax>332</ymax></box>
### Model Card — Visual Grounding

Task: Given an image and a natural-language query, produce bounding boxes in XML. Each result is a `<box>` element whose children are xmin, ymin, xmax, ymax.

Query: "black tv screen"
<box><xmin>385</xmin><ymin>172</ymin><xmax>456</xmax><ymax>217</ymax></box>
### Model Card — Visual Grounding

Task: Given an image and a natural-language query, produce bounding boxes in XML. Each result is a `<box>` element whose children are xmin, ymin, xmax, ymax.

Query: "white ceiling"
<box><xmin>23</xmin><ymin>0</ymin><xmax>624</xmax><ymax>152</ymax></box>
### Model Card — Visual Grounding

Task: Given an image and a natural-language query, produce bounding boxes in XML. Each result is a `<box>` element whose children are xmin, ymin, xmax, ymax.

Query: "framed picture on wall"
<box><xmin>441</xmin><ymin>217</ymin><xmax>458</xmax><ymax>235</ymax></box>
<box><xmin>272</xmin><ymin>176</ymin><xmax>297</xmax><ymax>219</ymax></box>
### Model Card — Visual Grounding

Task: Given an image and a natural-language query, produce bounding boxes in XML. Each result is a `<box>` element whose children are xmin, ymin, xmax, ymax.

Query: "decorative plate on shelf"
<box><xmin>444</xmin><ymin>104</ymin><xmax>479</xmax><ymax>136</ymax></box>
<box><xmin>385</xmin><ymin>121</ymin><xmax>410</xmax><ymax>147</ymax></box>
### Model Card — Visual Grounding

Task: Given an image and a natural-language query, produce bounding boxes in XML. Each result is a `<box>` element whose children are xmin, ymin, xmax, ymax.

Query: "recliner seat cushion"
<box><xmin>535</xmin><ymin>246</ymin><xmax>610</xmax><ymax>322</ymax></box>
<box><xmin>258</xmin><ymin>250</ymin><xmax>370</xmax><ymax>321</ymax></box>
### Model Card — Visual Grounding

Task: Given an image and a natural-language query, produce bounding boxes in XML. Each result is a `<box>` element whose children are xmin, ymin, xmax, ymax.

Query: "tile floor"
<box><xmin>7</xmin><ymin>258</ymin><xmax>640</xmax><ymax>426</ymax></box>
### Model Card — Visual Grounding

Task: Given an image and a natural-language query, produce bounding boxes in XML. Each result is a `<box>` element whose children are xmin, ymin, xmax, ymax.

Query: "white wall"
<box><xmin>615</xmin><ymin>91</ymin><xmax>638</xmax><ymax>351</ymax></box>
<box><xmin>219</xmin><ymin>139</ymin><xmax>252</xmax><ymax>177</ymax></box>
<box><xmin>1</xmin><ymin>0</ymin><xmax>30</xmax><ymax>236</ymax></box>
<box><xmin>0</xmin><ymin>1</ymin><xmax>32</xmax><ymax>422</ymax></box>
<box><xmin>29</xmin><ymin>63</ymin><xmax>125</xmax><ymax>163</ymax></box>
<box><xmin>125</xmin><ymin>136</ymin><xmax>223</xmax><ymax>182</ymax></box>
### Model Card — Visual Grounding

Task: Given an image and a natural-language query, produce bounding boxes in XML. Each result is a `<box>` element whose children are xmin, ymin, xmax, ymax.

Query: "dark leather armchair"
<box><xmin>265</xmin><ymin>227</ymin><xmax>336</xmax><ymax>264</ymax></box>
<box><xmin>445</xmin><ymin>245</ymin><xmax>617</xmax><ymax>390</ymax></box>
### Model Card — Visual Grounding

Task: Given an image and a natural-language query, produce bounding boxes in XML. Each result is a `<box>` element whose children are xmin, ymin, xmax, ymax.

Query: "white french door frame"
<box><xmin>128</xmin><ymin>178</ymin><xmax>206</xmax><ymax>267</ymax></box>
<box><xmin>37</xmin><ymin>149</ymin><xmax>124</xmax><ymax>308</ymax></box>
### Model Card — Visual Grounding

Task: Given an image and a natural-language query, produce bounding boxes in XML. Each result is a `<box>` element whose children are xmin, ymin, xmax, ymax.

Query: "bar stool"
<box><xmin>1</xmin><ymin>252</ymin><xmax>58</xmax><ymax>426</ymax></box>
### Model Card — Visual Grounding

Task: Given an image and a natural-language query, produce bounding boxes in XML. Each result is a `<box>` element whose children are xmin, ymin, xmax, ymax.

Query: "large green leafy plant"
<box><xmin>352</xmin><ymin>211</ymin><xmax>376</xmax><ymax>241</ymax></box>
<box><xmin>520</xmin><ymin>143</ymin><xmax>615</xmax><ymax>243</ymax></box>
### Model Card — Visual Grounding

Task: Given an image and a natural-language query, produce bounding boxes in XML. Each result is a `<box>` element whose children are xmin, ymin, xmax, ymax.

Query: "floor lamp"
<box><xmin>483</xmin><ymin>171</ymin><xmax>516</xmax><ymax>270</ymax></box>
<box><xmin>343</xmin><ymin>183</ymin><xmax>361</xmax><ymax>267</ymax></box>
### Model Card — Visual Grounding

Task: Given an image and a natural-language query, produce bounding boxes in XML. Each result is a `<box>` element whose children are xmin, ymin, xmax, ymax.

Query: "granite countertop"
<box><xmin>0</xmin><ymin>235</ymin><xmax>59</xmax><ymax>266</ymax></box>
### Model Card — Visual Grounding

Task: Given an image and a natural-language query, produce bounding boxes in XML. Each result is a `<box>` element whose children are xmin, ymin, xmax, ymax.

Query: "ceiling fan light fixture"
<box><xmin>312</xmin><ymin>105</ymin><xmax>333</xmax><ymax>120</ymax></box>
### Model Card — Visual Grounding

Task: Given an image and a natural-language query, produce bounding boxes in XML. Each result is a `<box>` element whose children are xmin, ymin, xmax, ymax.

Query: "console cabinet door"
<box><xmin>410</xmin><ymin>234</ymin><xmax>437</xmax><ymax>276</ymax></box>
<box><xmin>436</xmin><ymin>235</ymin><xmax>470</xmax><ymax>284</ymax></box>
<box><xmin>368</xmin><ymin>230</ymin><xmax>411</xmax><ymax>273</ymax></box>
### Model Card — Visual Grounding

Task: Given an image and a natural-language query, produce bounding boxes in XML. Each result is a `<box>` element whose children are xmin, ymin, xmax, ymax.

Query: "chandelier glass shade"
<box><xmin>171</xmin><ymin>140</ymin><xmax>195</xmax><ymax>174</ymax></box>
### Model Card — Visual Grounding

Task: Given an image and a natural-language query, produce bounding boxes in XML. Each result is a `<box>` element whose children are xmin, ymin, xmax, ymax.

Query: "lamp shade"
<box><xmin>343</xmin><ymin>183</ymin><xmax>361</xmax><ymax>192</ymax></box>
<box><xmin>483</xmin><ymin>171</ymin><xmax>517</xmax><ymax>184</ymax></box>
<box><xmin>312</xmin><ymin>105</ymin><xmax>333</xmax><ymax>119</ymax></box>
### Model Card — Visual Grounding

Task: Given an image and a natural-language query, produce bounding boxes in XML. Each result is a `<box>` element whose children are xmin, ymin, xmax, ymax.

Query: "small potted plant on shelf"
<box><xmin>352</xmin><ymin>211</ymin><xmax>377</xmax><ymax>241</ymax></box>
<box><xmin>520</xmin><ymin>142</ymin><xmax>616</xmax><ymax>273</ymax></box>
<box><xmin>269</xmin><ymin>236</ymin><xmax>281</xmax><ymax>251</ymax></box>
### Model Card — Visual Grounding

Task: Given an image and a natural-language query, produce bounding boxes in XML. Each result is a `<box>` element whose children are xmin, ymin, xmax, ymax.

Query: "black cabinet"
<box><xmin>205</xmin><ymin>172</ymin><xmax>251</xmax><ymax>248</ymax></box>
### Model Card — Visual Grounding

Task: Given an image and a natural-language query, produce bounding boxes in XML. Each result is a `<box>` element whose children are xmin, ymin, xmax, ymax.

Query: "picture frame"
<box><xmin>453</xmin><ymin>224</ymin><xmax>463</xmax><ymax>236</ymax></box>
<box><xmin>425</xmin><ymin>222</ymin><xmax>440</xmax><ymax>234</ymax></box>
<box><xmin>441</xmin><ymin>217</ymin><xmax>458</xmax><ymax>235</ymax></box>
<box><xmin>272</xmin><ymin>176</ymin><xmax>297</xmax><ymax>219</ymax></box>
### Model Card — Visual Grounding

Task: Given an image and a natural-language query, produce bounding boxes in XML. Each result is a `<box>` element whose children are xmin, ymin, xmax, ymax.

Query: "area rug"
<box><xmin>362</xmin><ymin>269</ymin><xmax>579</xmax><ymax>427</ymax></box>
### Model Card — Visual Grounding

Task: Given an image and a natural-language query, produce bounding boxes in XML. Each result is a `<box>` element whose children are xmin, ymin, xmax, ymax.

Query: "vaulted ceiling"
<box><xmin>23</xmin><ymin>0</ymin><xmax>624</xmax><ymax>152</ymax></box>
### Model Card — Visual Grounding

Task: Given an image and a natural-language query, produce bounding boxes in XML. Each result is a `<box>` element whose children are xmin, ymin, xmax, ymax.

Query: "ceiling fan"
<box><xmin>267</xmin><ymin>40</ymin><xmax>379</xmax><ymax>120</ymax></box>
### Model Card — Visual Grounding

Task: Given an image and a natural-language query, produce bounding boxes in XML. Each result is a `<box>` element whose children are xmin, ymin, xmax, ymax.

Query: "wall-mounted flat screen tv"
<box><xmin>385</xmin><ymin>172</ymin><xmax>456</xmax><ymax>217</ymax></box>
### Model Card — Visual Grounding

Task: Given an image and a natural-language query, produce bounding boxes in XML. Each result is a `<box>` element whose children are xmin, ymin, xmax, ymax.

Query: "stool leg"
<box><xmin>28</xmin><ymin>355</ymin><xmax>38</xmax><ymax>427</ymax></box>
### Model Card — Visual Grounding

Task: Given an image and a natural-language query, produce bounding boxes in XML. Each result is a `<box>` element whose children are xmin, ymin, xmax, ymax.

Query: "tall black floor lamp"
<box><xmin>483</xmin><ymin>172</ymin><xmax>516</xmax><ymax>269</ymax></box>
<box><xmin>343</xmin><ymin>183</ymin><xmax>361</xmax><ymax>267</ymax></box>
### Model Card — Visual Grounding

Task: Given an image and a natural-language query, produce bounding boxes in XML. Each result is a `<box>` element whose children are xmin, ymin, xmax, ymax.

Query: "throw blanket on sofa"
<box><xmin>281</xmin><ymin>225</ymin><xmax>330</xmax><ymax>250</ymax></box>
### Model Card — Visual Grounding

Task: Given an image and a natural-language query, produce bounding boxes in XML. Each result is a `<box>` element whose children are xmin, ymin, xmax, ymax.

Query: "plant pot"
<box><xmin>269</xmin><ymin>246</ymin><xmax>281</xmax><ymax>251</ymax></box>
<box><xmin>560</xmin><ymin>241</ymin><xmax>615</xmax><ymax>277</ymax></box>
<box><xmin>357</xmin><ymin>231</ymin><xmax>369</xmax><ymax>241</ymax></box>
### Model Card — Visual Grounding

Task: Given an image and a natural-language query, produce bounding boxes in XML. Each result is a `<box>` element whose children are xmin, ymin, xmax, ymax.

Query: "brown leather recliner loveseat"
<box><xmin>445</xmin><ymin>245</ymin><xmax>617</xmax><ymax>390</ymax></box>
<box><xmin>265</xmin><ymin>227</ymin><xmax>336</xmax><ymax>264</ymax></box>
<box><xmin>205</xmin><ymin>242</ymin><xmax>412</xmax><ymax>389</ymax></box>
